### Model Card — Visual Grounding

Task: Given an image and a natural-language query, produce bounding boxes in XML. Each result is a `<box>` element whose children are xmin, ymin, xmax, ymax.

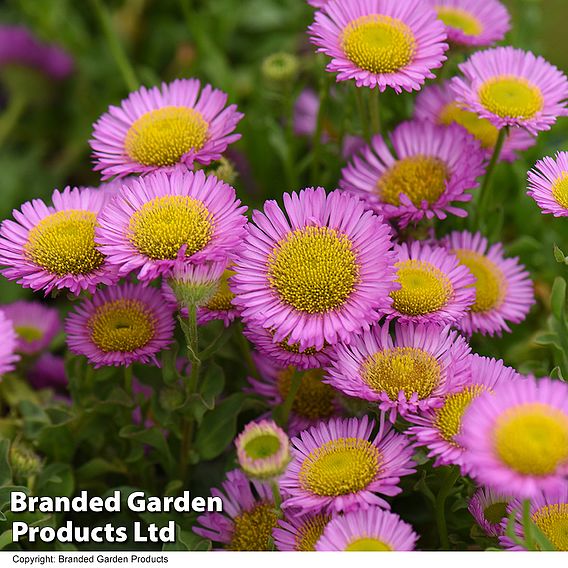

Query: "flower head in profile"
<box><xmin>91</xmin><ymin>78</ymin><xmax>243</xmax><ymax>179</ymax></box>
<box><xmin>65</xmin><ymin>282</ymin><xmax>175</xmax><ymax>368</ymax></box>
<box><xmin>527</xmin><ymin>152</ymin><xmax>568</xmax><ymax>217</ymax></box>
<box><xmin>451</xmin><ymin>47</ymin><xmax>568</xmax><ymax>135</ymax></box>
<box><xmin>316</xmin><ymin>507</ymin><xmax>418</xmax><ymax>551</ymax></box>
<box><xmin>458</xmin><ymin>376</ymin><xmax>568</xmax><ymax>497</ymax></box>
<box><xmin>429</xmin><ymin>0</ymin><xmax>510</xmax><ymax>47</ymax></box>
<box><xmin>308</xmin><ymin>0</ymin><xmax>448</xmax><ymax>92</ymax></box>
<box><xmin>415</xmin><ymin>81</ymin><xmax>535</xmax><ymax>162</ymax></box>
<box><xmin>193</xmin><ymin>469</ymin><xmax>280</xmax><ymax>551</ymax></box>
<box><xmin>444</xmin><ymin>231</ymin><xmax>534</xmax><ymax>336</ymax></box>
<box><xmin>273</xmin><ymin>511</ymin><xmax>333</xmax><ymax>551</ymax></box>
<box><xmin>96</xmin><ymin>169</ymin><xmax>247</xmax><ymax>282</ymax></box>
<box><xmin>231</xmin><ymin>188</ymin><xmax>397</xmax><ymax>350</ymax></box>
<box><xmin>340</xmin><ymin>121</ymin><xmax>485</xmax><ymax>228</ymax></box>
<box><xmin>0</xmin><ymin>187</ymin><xmax>117</xmax><ymax>296</ymax></box>
<box><xmin>280</xmin><ymin>416</ymin><xmax>415</xmax><ymax>515</ymax></box>
<box><xmin>468</xmin><ymin>487</ymin><xmax>509</xmax><ymax>538</ymax></box>
<box><xmin>327</xmin><ymin>321</ymin><xmax>471</xmax><ymax>422</ymax></box>
<box><xmin>0</xmin><ymin>310</ymin><xmax>19</xmax><ymax>376</ymax></box>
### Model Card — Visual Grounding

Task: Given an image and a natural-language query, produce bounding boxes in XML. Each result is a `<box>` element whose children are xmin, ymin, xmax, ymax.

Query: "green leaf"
<box><xmin>553</xmin><ymin>244</ymin><xmax>568</xmax><ymax>265</ymax></box>
<box><xmin>76</xmin><ymin>458</ymin><xmax>126</xmax><ymax>481</ymax></box>
<box><xmin>119</xmin><ymin>426</ymin><xmax>174</xmax><ymax>472</ymax></box>
<box><xmin>551</xmin><ymin>277</ymin><xmax>567</xmax><ymax>323</ymax></box>
<box><xmin>161</xmin><ymin>344</ymin><xmax>181</xmax><ymax>386</ymax></box>
<box><xmin>0</xmin><ymin>530</ymin><xmax>12</xmax><ymax>550</ymax></box>
<box><xmin>0</xmin><ymin>439</ymin><xmax>12</xmax><ymax>486</ymax></box>
<box><xmin>550</xmin><ymin>366</ymin><xmax>564</xmax><ymax>381</ymax></box>
<box><xmin>35</xmin><ymin>464</ymin><xmax>74</xmax><ymax>499</ymax></box>
<box><xmin>163</xmin><ymin>524</ymin><xmax>211</xmax><ymax>551</ymax></box>
<box><xmin>199</xmin><ymin>363</ymin><xmax>225</xmax><ymax>410</ymax></box>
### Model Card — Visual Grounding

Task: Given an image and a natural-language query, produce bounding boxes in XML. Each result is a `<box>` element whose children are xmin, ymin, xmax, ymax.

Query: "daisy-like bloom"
<box><xmin>231</xmin><ymin>188</ymin><xmax>397</xmax><ymax>350</ymax></box>
<box><xmin>384</xmin><ymin>241</ymin><xmax>475</xmax><ymax>326</ymax></box>
<box><xmin>248</xmin><ymin>355</ymin><xmax>340</xmax><ymax>435</ymax></box>
<box><xmin>1</xmin><ymin>301</ymin><xmax>61</xmax><ymax>355</ymax></box>
<box><xmin>316</xmin><ymin>507</ymin><xmax>418</xmax><ymax>551</ymax></box>
<box><xmin>166</xmin><ymin>260</ymin><xmax>226</xmax><ymax>308</ymax></box>
<box><xmin>408</xmin><ymin>355</ymin><xmax>520</xmax><ymax>469</ymax></box>
<box><xmin>0</xmin><ymin>310</ymin><xmax>19</xmax><ymax>376</ymax></box>
<box><xmin>96</xmin><ymin>169</ymin><xmax>247</xmax><ymax>282</ymax></box>
<box><xmin>327</xmin><ymin>321</ymin><xmax>470</xmax><ymax>422</ymax></box>
<box><xmin>339</xmin><ymin>121</ymin><xmax>486</xmax><ymax>228</ymax></box>
<box><xmin>308</xmin><ymin>0</ymin><xmax>448</xmax><ymax>92</ymax></box>
<box><xmin>65</xmin><ymin>282</ymin><xmax>175</xmax><ymax>368</ymax></box>
<box><xmin>0</xmin><ymin>187</ymin><xmax>117</xmax><ymax>296</ymax></box>
<box><xmin>236</xmin><ymin>419</ymin><xmax>291</xmax><ymax>480</ymax></box>
<box><xmin>429</xmin><ymin>0</ymin><xmax>510</xmax><ymax>47</ymax></box>
<box><xmin>307</xmin><ymin>0</ymin><xmax>329</xmax><ymax>8</ymax></box>
<box><xmin>273</xmin><ymin>511</ymin><xmax>333</xmax><ymax>551</ymax></box>
<box><xmin>468</xmin><ymin>487</ymin><xmax>509</xmax><ymax>538</ymax></box>
<box><xmin>458</xmin><ymin>376</ymin><xmax>568</xmax><ymax>498</ymax></box>
<box><xmin>500</xmin><ymin>486</ymin><xmax>568</xmax><ymax>551</ymax></box>
<box><xmin>451</xmin><ymin>47</ymin><xmax>568</xmax><ymax>135</ymax></box>
<box><xmin>193</xmin><ymin>469</ymin><xmax>280</xmax><ymax>551</ymax></box>
<box><xmin>527</xmin><ymin>152</ymin><xmax>568</xmax><ymax>217</ymax></box>
<box><xmin>90</xmin><ymin>78</ymin><xmax>243</xmax><ymax>179</ymax></box>
<box><xmin>28</xmin><ymin>353</ymin><xmax>67</xmax><ymax>391</ymax></box>
<box><xmin>280</xmin><ymin>416</ymin><xmax>415</xmax><ymax>514</ymax></box>
<box><xmin>414</xmin><ymin>82</ymin><xmax>535</xmax><ymax>162</ymax></box>
<box><xmin>443</xmin><ymin>231</ymin><xmax>534</xmax><ymax>336</ymax></box>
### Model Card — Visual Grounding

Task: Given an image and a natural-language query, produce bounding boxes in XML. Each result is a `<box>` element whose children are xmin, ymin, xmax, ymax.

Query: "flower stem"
<box><xmin>123</xmin><ymin>365</ymin><xmax>133</xmax><ymax>396</ymax></box>
<box><xmin>369</xmin><ymin>88</ymin><xmax>381</xmax><ymax>136</ymax></box>
<box><xmin>277</xmin><ymin>368</ymin><xmax>302</xmax><ymax>426</ymax></box>
<box><xmin>435</xmin><ymin>466</ymin><xmax>460</xmax><ymax>550</ymax></box>
<box><xmin>354</xmin><ymin>86</ymin><xmax>370</xmax><ymax>142</ymax></box>
<box><xmin>522</xmin><ymin>499</ymin><xmax>536</xmax><ymax>550</ymax></box>
<box><xmin>270</xmin><ymin>480</ymin><xmax>282</xmax><ymax>517</ymax></box>
<box><xmin>0</xmin><ymin>95</ymin><xmax>26</xmax><ymax>149</ymax></box>
<box><xmin>310</xmin><ymin>70</ymin><xmax>329</xmax><ymax>185</ymax></box>
<box><xmin>235</xmin><ymin>322</ymin><xmax>260</xmax><ymax>380</ymax></box>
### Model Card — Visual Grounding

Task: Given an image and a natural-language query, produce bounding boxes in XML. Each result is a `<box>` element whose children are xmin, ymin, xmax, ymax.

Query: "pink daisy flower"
<box><xmin>280</xmin><ymin>415</ymin><xmax>415</xmax><ymax>514</ymax></box>
<box><xmin>468</xmin><ymin>487</ymin><xmax>509</xmax><ymax>538</ymax></box>
<box><xmin>527</xmin><ymin>152</ymin><xmax>568</xmax><ymax>216</ymax></box>
<box><xmin>429</xmin><ymin>0</ymin><xmax>510</xmax><ymax>47</ymax></box>
<box><xmin>90</xmin><ymin>78</ymin><xmax>243</xmax><ymax>179</ymax></box>
<box><xmin>316</xmin><ymin>507</ymin><xmax>418</xmax><ymax>551</ymax></box>
<box><xmin>451</xmin><ymin>47</ymin><xmax>568</xmax><ymax>135</ymax></box>
<box><xmin>231</xmin><ymin>187</ymin><xmax>397</xmax><ymax>351</ymax></box>
<box><xmin>0</xmin><ymin>310</ymin><xmax>19</xmax><ymax>376</ymax></box>
<box><xmin>1</xmin><ymin>300</ymin><xmax>61</xmax><ymax>355</ymax></box>
<box><xmin>458</xmin><ymin>376</ymin><xmax>568</xmax><ymax>498</ymax></box>
<box><xmin>273</xmin><ymin>511</ymin><xmax>333</xmax><ymax>551</ymax></box>
<box><xmin>65</xmin><ymin>282</ymin><xmax>175</xmax><ymax>368</ymax></box>
<box><xmin>339</xmin><ymin>120</ymin><xmax>486</xmax><ymax>228</ymax></box>
<box><xmin>443</xmin><ymin>231</ymin><xmax>534</xmax><ymax>336</ymax></box>
<box><xmin>327</xmin><ymin>321</ymin><xmax>471</xmax><ymax>422</ymax></box>
<box><xmin>28</xmin><ymin>353</ymin><xmax>67</xmax><ymax>391</ymax></box>
<box><xmin>384</xmin><ymin>240</ymin><xmax>475</xmax><ymax>326</ymax></box>
<box><xmin>193</xmin><ymin>469</ymin><xmax>280</xmax><ymax>550</ymax></box>
<box><xmin>408</xmin><ymin>355</ymin><xmax>520</xmax><ymax>470</ymax></box>
<box><xmin>96</xmin><ymin>169</ymin><xmax>247</xmax><ymax>282</ymax></box>
<box><xmin>414</xmin><ymin>81</ymin><xmax>535</xmax><ymax>162</ymax></box>
<box><xmin>308</xmin><ymin>0</ymin><xmax>448</xmax><ymax>92</ymax></box>
<box><xmin>307</xmin><ymin>0</ymin><xmax>330</xmax><ymax>8</ymax></box>
<box><xmin>0</xmin><ymin>187</ymin><xmax>117</xmax><ymax>296</ymax></box>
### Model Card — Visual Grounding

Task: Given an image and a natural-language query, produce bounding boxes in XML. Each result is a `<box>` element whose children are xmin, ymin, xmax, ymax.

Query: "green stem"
<box><xmin>522</xmin><ymin>499</ymin><xmax>536</xmax><ymax>550</ymax></box>
<box><xmin>277</xmin><ymin>368</ymin><xmax>302</xmax><ymax>426</ymax></box>
<box><xmin>369</xmin><ymin>88</ymin><xmax>381</xmax><ymax>136</ymax></box>
<box><xmin>123</xmin><ymin>366</ymin><xmax>133</xmax><ymax>396</ymax></box>
<box><xmin>310</xmin><ymin>71</ymin><xmax>329</xmax><ymax>185</ymax></box>
<box><xmin>90</xmin><ymin>0</ymin><xmax>139</xmax><ymax>91</ymax></box>
<box><xmin>236</xmin><ymin>322</ymin><xmax>260</xmax><ymax>380</ymax></box>
<box><xmin>0</xmin><ymin>95</ymin><xmax>26</xmax><ymax>149</ymax></box>
<box><xmin>354</xmin><ymin>86</ymin><xmax>370</xmax><ymax>142</ymax></box>
<box><xmin>270</xmin><ymin>480</ymin><xmax>282</xmax><ymax>517</ymax></box>
<box><xmin>435</xmin><ymin>466</ymin><xmax>460</xmax><ymax>550</ymax></box>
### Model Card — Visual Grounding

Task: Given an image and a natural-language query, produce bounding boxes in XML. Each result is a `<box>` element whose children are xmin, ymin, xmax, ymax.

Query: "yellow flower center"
<box><xmin>294</xmin><ymin>513</ymin><xmax>332</xmax><ymax>551</ymax></box>
<box><xmin>483</xmin><ymin>501</ymin><xmax>508</xmax><ymax>525</ymax></box>
<box><xmin>361</xmin><ymin>346</ymin><xmax>441</xmax><ymax>400</ymax></box>
<box><xmin>205</xmin><ymin>269</ymin><xmax>235</xmax><ymax>311</ymax></box>
<box><xmin>277</xmin><ymin>337</ymin><xmax>319</xmax><ymax>356</ymax></box>
<box><xmin>243</xmin><ymin>433</ymin><xmax>281</xmax><ymax>460</ymax></box>
<box><xmin>345</xmin><ymin>538</ymin><xmax>392</xmax><ymax>551</ymax></box>
<box><xmin>435</xmin><ymin>385</ymin><xmax>488</xmax><ymax>444</ymax></box>
<box><xmin>478</xmin><ymin>76</ymin><xmax>544</xmax><ymax>119</ymax></box>
<box><xmin>454</xmin><ymin>249</ymin><xmax>506</xmax><ymax>313</ymax></box>
<box><xmin>551</xmin><ymin>172</ymin><xmax>568</xmax><ymax>209</ymax></box>
<box><xmin>494</xmin><ymin>403</ymin><xmax>568</xmax><ymax>476</ymax></box>
<box><xmin>299</xmin><ymin>437</ymin><xmax>380</xmax><ymax>496</ymax></box>
<box><xmin>229</xmin><ymin>502</ymin><xmax>279</xmax><ymax>551</ymax></box>
<box><xmin>15</xmin><ymin>326</ymin><xmax>44</xmax><ymax>343</ymax></box>
<box><xmin>277</xmin><ymin>367</ymin><xmax>336</xmax><ymax>421</ymax></box>
<box><xmin>341</xmin><ymin>15</ymin><xmax>416</xmax><ymax>74</ymax></box>
<box><xmin>390</xmin><ymin>259</ymin><xmax>453</xmax><ymax>316</ymax></box>
<box><xmin>89</xmin><ymin>299</ymin><xmax>156</xmax><ymax>353</ymax></box>
<box><xmin>125</xmin><ymin>106</ymin><xmax>208</xmax><ymax>167</ymax></box>
<box><xmin>25</xmin><ymin>210</ymin><xmax>104</xmax><ymax>276</ymax></box>
<box><xmin>532</xmin><ymin>504</ymin><xmax>568</xmax><ymax>551</ymax></box>
<box><xmin>377</xmin><ymin>156</ymin><xmax>449</xmax><ymax>207</ymax></box>
<box><xmin>128</xmin><ymin>195</ymin><xmax>213</xmax><ymax>260</ymax></box>
<box><xmin>440</xmin><ymin>102</ymin><xmax>500</xmax><ymax>149</ymax></box>
<box><xmin>436</xmin><ymin>7</ymin><xmax>483</xmax><ymax>37</ymax></box>
<box><xmin>267</xmin><ymin>226</ymin><xmax>359</xmax><ymax>314</ymax></box>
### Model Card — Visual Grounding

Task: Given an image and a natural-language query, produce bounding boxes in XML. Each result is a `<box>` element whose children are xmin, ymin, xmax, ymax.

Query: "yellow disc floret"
<box><xmin>341</xmin><ymin>15</ymin><xmax>416</xmax><ymax>74</ymax></box>
<box><xmin>478</xmin><ymin>76</ymin><xmax>544</xmax><ymax>119</ymax></box>
<box><xmin>25</xmin><ymin>210</ymin><xmax>104</xmax><ymax>276</ymax></box>
<box><xmin>361</xmin><ymin>347</ymin><xmax>441</xmax><ymax>400</ymax></box>
<box><xmin>390</xmin><ymin>259</ymin><xmax>453</xmax><ymax>315</ymax></box>
<box><xmin>299</xmin><ymin>437</ymin><xmax>380</xmax><ymax>496</ymax></box>
<box><xmin>436</xmin><ymin>7</ymin><xmax>483</xmax><ymax>37</ymax></box>
<box><xmin>345</xmin><ymin>538</ymin><xmax>392</xmax><ymax>551</ymax></box>
<box><xmin>15</xmin><ymin>326</ymin><xmax>44</xmax><ymax>343</ymax></box>
<box><xmin>89</xmin><ymin>299</ymin><xmax>155</xmax><ymax>353</ymax></box>
<box><xmin>267</xmin><ymin>226</ymin><xmax>359</xmax><ymax>314</ymax></box>
<box><xmin>532</xmin><ymin>504</ymin><xmax>568</xmax><ymax>551</ymax></box>
<box><xmin>128</xmin><ymin>195</ymin><xmax>213</xmax><ymax>260</ymax></box>
<box><xmin>125</xmin><ymin>106</ymin><xmax>208</xmax><ymax>167</ymax></box>
<box><xmin>551</xmin><ymin>172</ymin><xmax>568</xmax><ymax>209</ymax></box>
<box><xmin>205</xmin><ymin>269</ymin><xmax>235</xmax><ymax>311</ymax></box>
<box><xmin>494</xmin><ymin>403</ymin><xmax>568</xmax><ymax>475</ymax></box>
<box><xmin>295</xmin><ymin>513</ymin><xmax>332</xmax><ymax>551</ymax></box>
<box><xmin>229</xmin><ymin>502</ymin><xmax>279</xmax><ymax>551</ymax></box>
<box><xmin>440</xmin><ymin>102</ymin><xmax>500</xmax><ymax>149</ymax></box>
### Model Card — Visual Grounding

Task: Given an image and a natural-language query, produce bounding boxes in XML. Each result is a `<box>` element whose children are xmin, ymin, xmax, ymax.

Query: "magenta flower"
<box><xmin>468</xmin><ymin>487</ymin><xmax>509</xmax><ymax>538</ymax></box>
<box><xmin>28</xmin><ymin>353</ymin><xmax>67</xmax><ymax>391</ymax></box>
<box><xmin>527</xmin><ymin>152</ymin><xmax>568</xmax><ymax>216</ymax></box>
<box><xmin>0</xmin><ymin>310</ymin><xmax>19</xmax><ymax>376</ymax></box>
<box><xmin>273</xmin><ymin>511</ymin><xmax>333</xmax><ymax>551</ymax></box>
